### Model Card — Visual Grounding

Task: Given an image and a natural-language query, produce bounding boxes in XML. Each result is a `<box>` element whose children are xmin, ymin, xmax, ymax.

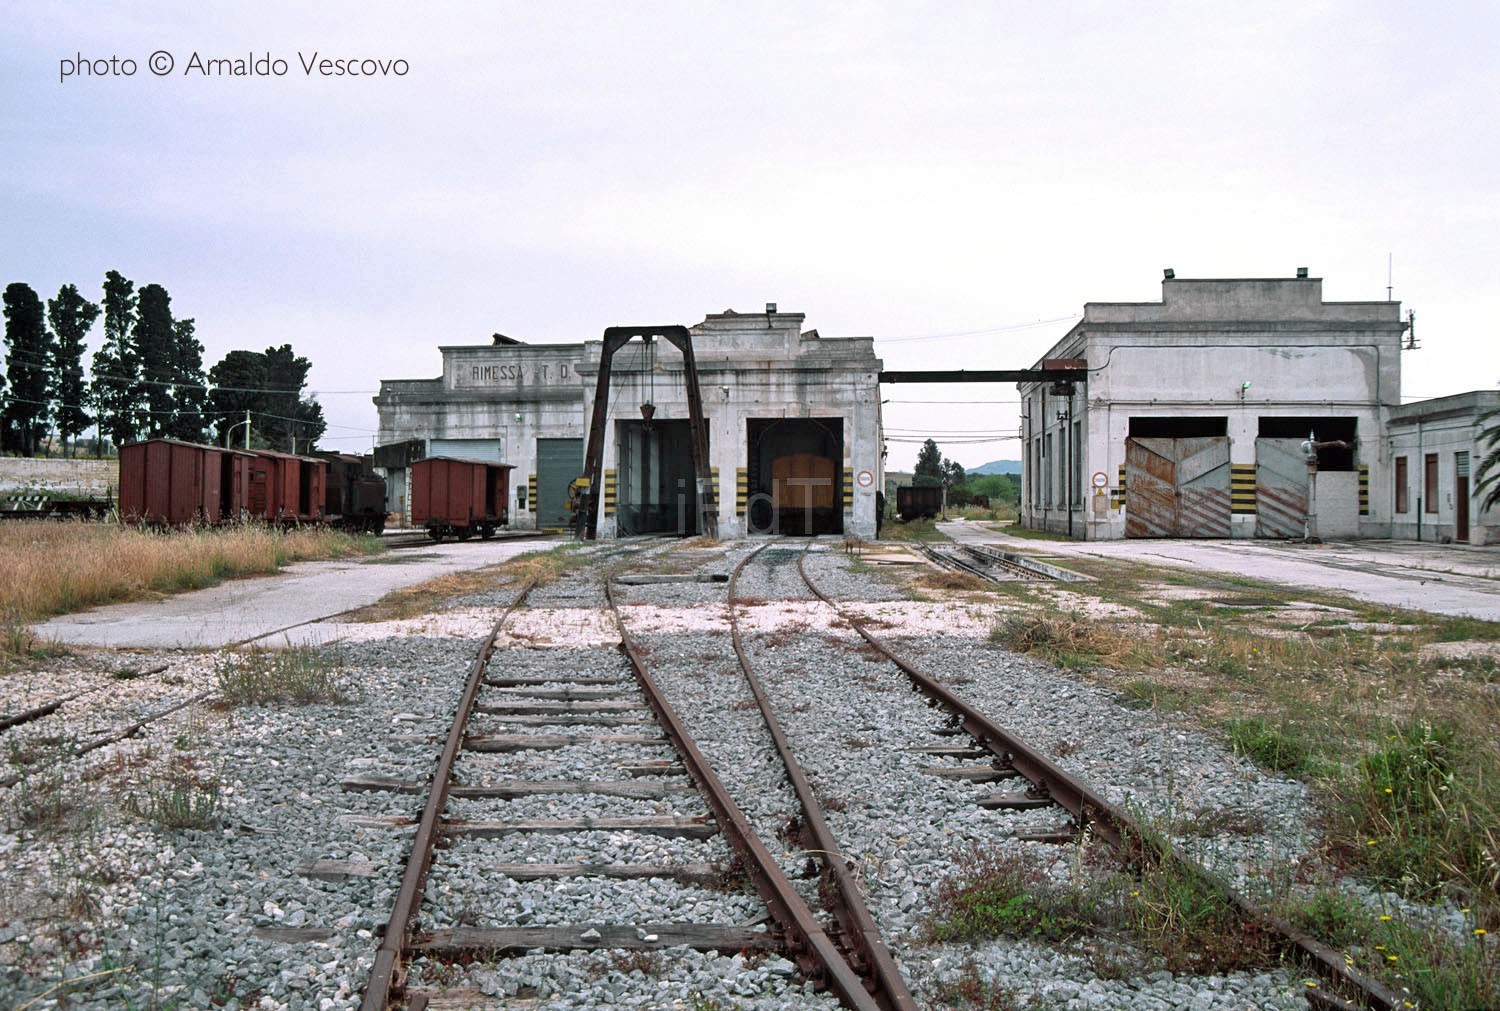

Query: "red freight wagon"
<box><xmin>410</xmin><ymin>457</ymin><xmax>512</xmax><ymax>540</ymax></box>
<box><xmin>245</xmin><ymin>450</ymin><xmax>328</xmax><ymax>523</ymax></box>
<box><xmin>119</xmin><ymin>439</ymin><xmax>244</xmax><ymax>526</ymax></box>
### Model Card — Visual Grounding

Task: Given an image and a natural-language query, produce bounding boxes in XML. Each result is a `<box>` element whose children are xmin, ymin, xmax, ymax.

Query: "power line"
<box><xmin>874</xmin><ymin>314</ymin><xmax>1081</xmax><ymax>345</ymax></box>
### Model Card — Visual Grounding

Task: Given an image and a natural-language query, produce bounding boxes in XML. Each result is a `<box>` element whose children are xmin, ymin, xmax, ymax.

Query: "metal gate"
<box><xmin>1254</xmin><ymin>438</ymin><xmax>1309</xmax><ymax>539</ymax></box>
<box><xmin>1124</xmin><ymin>436</ymin><xmax>1231</xmax><ymax>537</ymax></box>
<box><xmin>535</xmin><ymin>438</ymin><xmax>582</xmax><ymax>531</ymax></box>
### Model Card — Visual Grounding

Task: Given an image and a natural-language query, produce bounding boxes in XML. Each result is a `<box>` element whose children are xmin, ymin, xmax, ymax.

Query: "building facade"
<box><xmin>1019</xmin><ymin>273</ymin><xmax>1410</xmax><ymax>540</ymax></box>
<box><xmin>1386</xmin><ymin>391</ymin><xmax>1500</xmax><ymax>545</ymax></box>
<box><xmin>375</xmin><ymin>310</ymin><xmax>885</xmax><ymax>538</ymax></box>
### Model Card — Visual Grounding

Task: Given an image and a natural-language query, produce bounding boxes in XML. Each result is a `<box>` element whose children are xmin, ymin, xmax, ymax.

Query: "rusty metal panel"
<box><xmin>1124</xmin><ymin>438</ymin><xmax>1176</xmax><ymax>537</ymax></box>
<box><xmin>1125</xmin><ymin>437</ymin><xmax>1230</xmax><ymax>538</ymax></box>
<box><xmin>1255</xmin><ymin>438</ymin><xmax>1309</xmax><ymax>539</ymax></box>
<box><xmin>1175</xmin><ymin>437</ymin><xmax>1231</xmax><ymax>537</ymax></box>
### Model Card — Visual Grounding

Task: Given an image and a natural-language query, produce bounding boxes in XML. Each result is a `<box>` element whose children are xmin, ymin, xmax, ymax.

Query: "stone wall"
<box><xmin>0</xmin><ymin>457</ymin><xmax>117</xmax><ymax>496</ymax></box>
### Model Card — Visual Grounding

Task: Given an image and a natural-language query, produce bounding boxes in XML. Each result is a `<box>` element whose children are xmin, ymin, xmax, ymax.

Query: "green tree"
<box><xmin>133</xmin><ymin>283</ymin><xmax>176</xmax><ymax>437</ymax></box>
<box><xmin>91</xmin><ymin>269</ymin><xmax>140</xmax><ymax>450</ymax></box>
<box><xmin>3</xmin><ymin>282</ymin><xmax>55</xmax><ymax>455</ymax></box>
<box><xmin>261</xmin><ymin>344</ymin><xmax>325</xmax><ymax>452</ymax></box>
<box><xmin>914</xmin><ymin>438</ymin><xmax>944</xmax><ymax>488</ymax></box>
<box><xmin>166</xmin><ymin>317</ymin><xmax>208</xmax><ymax>441</ymax></box>
<box><xmin>1477</xmin><ymin>402</ymin><xmax>1500</xmax><ymax>511</ymax></box>
<box><xmin>46</xmin><ymin>284</ymin><xmax>99</xmax><ymax>456</ymax></box>
<box><xmin>206</xmin><ymin>349</ymin><xmax>268</xmax><ymax>446</ymax></box>
<box><xmin>206</xmin><ymin>345</ymin><xmax>325</xmax><ymax>452</ymax></box>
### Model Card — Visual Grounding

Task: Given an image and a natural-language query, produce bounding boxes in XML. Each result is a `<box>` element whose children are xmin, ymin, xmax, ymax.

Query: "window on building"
<box><xmin>1044</xmin><ymin>434</ymin><xmax>1053</xmax><ymax>506</ymax></box>
<box><xmin>1424</xmin><ymin>453</ymin><xmax>1438</xmax><ymax>513</ymax></box>
<box><xmin>1071</xmin><ymin>420</ymin><xmax>1083</xmax><ymax>506</ymax></box>
<box><xmin>1394</xmin><ymin>456</ymin><xmax>1408</xmax><ymax>514</ymax></box>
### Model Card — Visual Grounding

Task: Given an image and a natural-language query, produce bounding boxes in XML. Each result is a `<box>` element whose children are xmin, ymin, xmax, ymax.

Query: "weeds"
<box><xmin>1278</xmin><ymin>885</ymin><xmax>1498</xmax><ymax>1008</ymax></box>
<box><xmin>214</xmin><ymin>645</ymin><xmax>347</xmax><ymax>707</ymax></box>
<box><xmin>878</xmin><ymin>518</ymin><xmax>948</xmax><ymax>543</ymax></box>
<box><xmin>128</xmin><ymin>766</ymin><xmax>222</xmax><ymax>830</ymax></box>
<box><xmin>990</xmin><ymin>614</ymin><xmax>1142</xmax><ymax>670</ymax></box>
<box><xmin>1224</xmin><ymin>717</ymin><xmax>1314</xmax><ymax>776</ymax></box>
<box><xmin>927</xmin><ymin>847</ymin><xmax>1096</xmax><ymax>943</ymax></box>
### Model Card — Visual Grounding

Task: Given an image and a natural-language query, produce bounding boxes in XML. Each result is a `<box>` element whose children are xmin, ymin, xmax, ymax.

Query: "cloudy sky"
<box><xmin>4</xmin><ymin>2</ymin><xmax>1495</xmax><ymax>470</ymax></box>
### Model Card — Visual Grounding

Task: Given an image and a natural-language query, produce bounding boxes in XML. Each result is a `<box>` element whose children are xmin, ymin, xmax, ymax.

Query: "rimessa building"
<box><xmin>374</xmin><ymin>309</ymin><xmax>885</xmax><ymax>538</ymax></box>
<box><xmin>1020</xmin><ymin>271</ymin><xmax>1412</xmax><ymax>541</ymax></box>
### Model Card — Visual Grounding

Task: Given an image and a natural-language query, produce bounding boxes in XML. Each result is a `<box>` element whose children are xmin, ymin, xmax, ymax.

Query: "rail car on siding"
<box><xmin>895</xmin><ymin>484</ymin><xmax>943</xmax><ymax>522</ymax></box>
<box><xmin>313</xmin><ymin>452</ymin><xmax>388</xmax><ymax>534</ymax></box>
<box><xmin>115</xmin><ymin>438</ymin><xmax>386</xmax><ymax>530</ymax></box>
<box><xmin>409</xmin><ymin>456</ymin><xmax>513</xmax><ymax>541</ymax></box>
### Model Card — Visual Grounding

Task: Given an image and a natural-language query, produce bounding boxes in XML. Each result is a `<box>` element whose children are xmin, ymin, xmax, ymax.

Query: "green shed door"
<box><xmin>536</xmin><ymin>438</ymin><xmax>583</xmax><ymax>530</ymax></box>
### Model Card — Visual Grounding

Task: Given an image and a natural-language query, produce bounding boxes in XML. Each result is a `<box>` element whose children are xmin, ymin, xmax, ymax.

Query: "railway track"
<box><xmin>1</xmin><ymin>535</ymin><xmax>1426</xmax><ymax>1009</ymax></box>
<box><xmin>916</xmin><ymin>541</ymin><xmax>1061</xmax><ymax>582</ymax></box>
<box><xmin>787</xmin><ymin>546</ymin><xmax>1401</xmax><ymax>1011</ymax></box>
<box><xmin>356</xmin><ymin>543</ymin><xmax>911</xmax><ymax>1010</ymax></box>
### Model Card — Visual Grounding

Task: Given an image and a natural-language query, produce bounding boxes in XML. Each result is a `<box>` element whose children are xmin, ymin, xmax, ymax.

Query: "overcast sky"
<box><xmin>4</xmin><ymin>2</ymin><xmax>1496</xmax><ymax>471</ymax></box>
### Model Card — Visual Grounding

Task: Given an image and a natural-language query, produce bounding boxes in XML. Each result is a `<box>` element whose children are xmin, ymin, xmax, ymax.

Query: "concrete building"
<box><xmin>1019</xmin><ymin>272</ymin><xmax>1410</xmax><ymax>540</ymax></box>
<box><xmin>1386</xmin><ymin>391</ymin><xmax>1500</xmax><ymax>545</ymax></box>
<box><xmin>374</xmin><ymin>309</ymin><xmax>885</xmax><ymax>538</ymax></box>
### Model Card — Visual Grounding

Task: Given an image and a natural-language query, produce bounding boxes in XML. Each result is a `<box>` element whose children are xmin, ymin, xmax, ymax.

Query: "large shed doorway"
<box><xmin>615</xmin><ymin>419</ymin><xmax>705</xmax><ymax>536</ymax></box>
<box><xmin>1255</xmin><ymin>417</ymin><xmax>1357</xmax><ymax>539</ymax></box>
<box><xmin>536</xmin><ymin>438</ymin><xmax>582</xmax><ymax>531</ymax></box>
<box><xmin>746</xmin><ymin>417</ymin><xmax>843</xmax><ymax>536</ymax></box>
<box><xmin>1124</xmin><ymin>417</ymin><xmax>1230</xmax><ymax>538</ymax></box>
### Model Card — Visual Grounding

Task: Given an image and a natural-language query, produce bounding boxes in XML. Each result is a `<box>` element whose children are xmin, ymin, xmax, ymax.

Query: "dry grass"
<box><xmin>0</xmin><ymin>519</ymin><xmax>379</xmax><ymax>625</ymax></box>
<box><xmin>913</xmin><ymin>571</ymin><xmax>991</xmax><ymax>592</ymax></box>
<box><xmin>991</xmin><ymin>613</ymin><xmax>1146</xmax><ymax>670</ymax></box>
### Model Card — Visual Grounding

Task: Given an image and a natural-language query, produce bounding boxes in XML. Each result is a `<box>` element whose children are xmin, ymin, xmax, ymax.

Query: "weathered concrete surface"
<box><xmin>31</xmin><ymin>536</ymin><xmax>563</xmax><ymax>649</ymax></box>
<box><xmin>0</xmin><ymin>457</ymin><xmax>115</xmax><ymax>496</ymax></box>
<box><xmin>942</xmin><ymin>521</ymin><xmax>1500</xmax><ymax>621</ymax></box>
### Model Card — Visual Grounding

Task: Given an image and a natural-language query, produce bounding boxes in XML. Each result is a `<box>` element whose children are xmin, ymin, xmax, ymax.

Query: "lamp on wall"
<box><xmin>1163</xmin><ymin>268</ymin><xmax>1175</xmax><ymax>280</ymax></box>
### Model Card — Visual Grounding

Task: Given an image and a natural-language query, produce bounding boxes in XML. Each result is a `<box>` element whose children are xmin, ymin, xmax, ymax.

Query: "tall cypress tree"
<box><xmin>47</xmin><ymin>284</ymin><xmax>99</xmax><ymax>457</ymax></box>
<box><xmin>262</xmin><ymin>344</ymin><xmax>325</xmax><ymax>452</ymax></box>
<box><xmin>3</xmin><ymin>282</ymin><xmax>54</xmax><ymax>455</ymax></box>
<box><xmin>166</xmin><ymin>317</ymin><xmax>208</xmax><ymax>441</ymax></box>
<box><xmin>91</xmin><ymin>270</ymin><xmax>140</xmax><ymax>450</ymax></box>
<box><xmin>133</xmin><ymin>283</ymin><xmax>175</xmax><ymax>438</ymax></box>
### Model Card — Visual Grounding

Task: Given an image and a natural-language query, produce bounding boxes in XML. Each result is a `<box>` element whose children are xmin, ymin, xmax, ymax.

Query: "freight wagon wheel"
<box><xmin>479</xmin><ymin>524</ymin><xmax>495</xmax><ymax>540</ymax></box>
<box><xmin>426</xmin><ymin>527</ymin><xmax>444</xmax><ymax>542</ymax></box>
<box><xmin>456</xmin><ymin>526</ymin><xmax>473</xmax><ymax>541</ymax></box>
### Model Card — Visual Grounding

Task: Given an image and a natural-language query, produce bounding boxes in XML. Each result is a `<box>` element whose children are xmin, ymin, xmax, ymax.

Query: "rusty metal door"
<box><xmin>1124</xmin><ymin>437</ymin><xmax>1231</xmax><ymax>537</ymax></box>
<box><xmin>1255</xmin><ymin>438</ymin><xmax>1310</xmax><ymax>539</ymax></box>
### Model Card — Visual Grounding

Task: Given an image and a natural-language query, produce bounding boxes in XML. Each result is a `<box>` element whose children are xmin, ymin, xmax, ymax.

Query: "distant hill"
<box><xmin>968</xmin><ymin>459</ymin><xmax>1021</xmax><ymax>475</ymax></box>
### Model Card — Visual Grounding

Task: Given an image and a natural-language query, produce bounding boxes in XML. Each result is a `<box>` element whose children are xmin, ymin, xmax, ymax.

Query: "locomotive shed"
<box><xmin>6</xmin><ymin>531</ymin><xmax>1492</xmax><ymax>1010</ymax></box>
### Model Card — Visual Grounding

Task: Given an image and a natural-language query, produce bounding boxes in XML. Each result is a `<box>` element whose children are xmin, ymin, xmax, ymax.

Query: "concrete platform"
<box><xmin>32</xmin><ymin>536</ymin><xmax>564</xmax><ymax>650</ymax></box>
<box><xmin>941</xmin><ymin>521</ymin><xmax>1500</xmax><ymax>621</ymax></box>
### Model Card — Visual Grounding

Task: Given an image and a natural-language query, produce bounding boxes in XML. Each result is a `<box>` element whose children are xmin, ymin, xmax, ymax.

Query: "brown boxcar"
<box><xmin>244</xmin><ymin>450</ymin><xmax>328</xmax><ymax>523</ymax></box>
<box><xmin>119</xmin><ymin>439</ymin><xmax>239</xmax><ymax>526</ymax></box>
<box><xmin>410</xmin><ymin>457</ymin><xmax>512</xmax><ymax>540</ymax></box>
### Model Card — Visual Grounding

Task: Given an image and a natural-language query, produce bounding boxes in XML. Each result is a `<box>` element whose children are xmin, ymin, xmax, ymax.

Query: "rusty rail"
<box><xmin>604</xmin><ymin>575</ymin><xmax>886</xmax><ymax>1011</ymax></box>
<box><xmin>727</xmin><ymin>543</ymin><xmax>918</xmax><ymax>1011</ymax></box>
<box><xmin>361</xmin><ymin>579</ymin><xmax>537</xmax><ymax>1011</ymax></box>
<box><xmin>796</xmin><ymin>549</ymin><xmax>1404</xmax><ymax>1011</ymax></box>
